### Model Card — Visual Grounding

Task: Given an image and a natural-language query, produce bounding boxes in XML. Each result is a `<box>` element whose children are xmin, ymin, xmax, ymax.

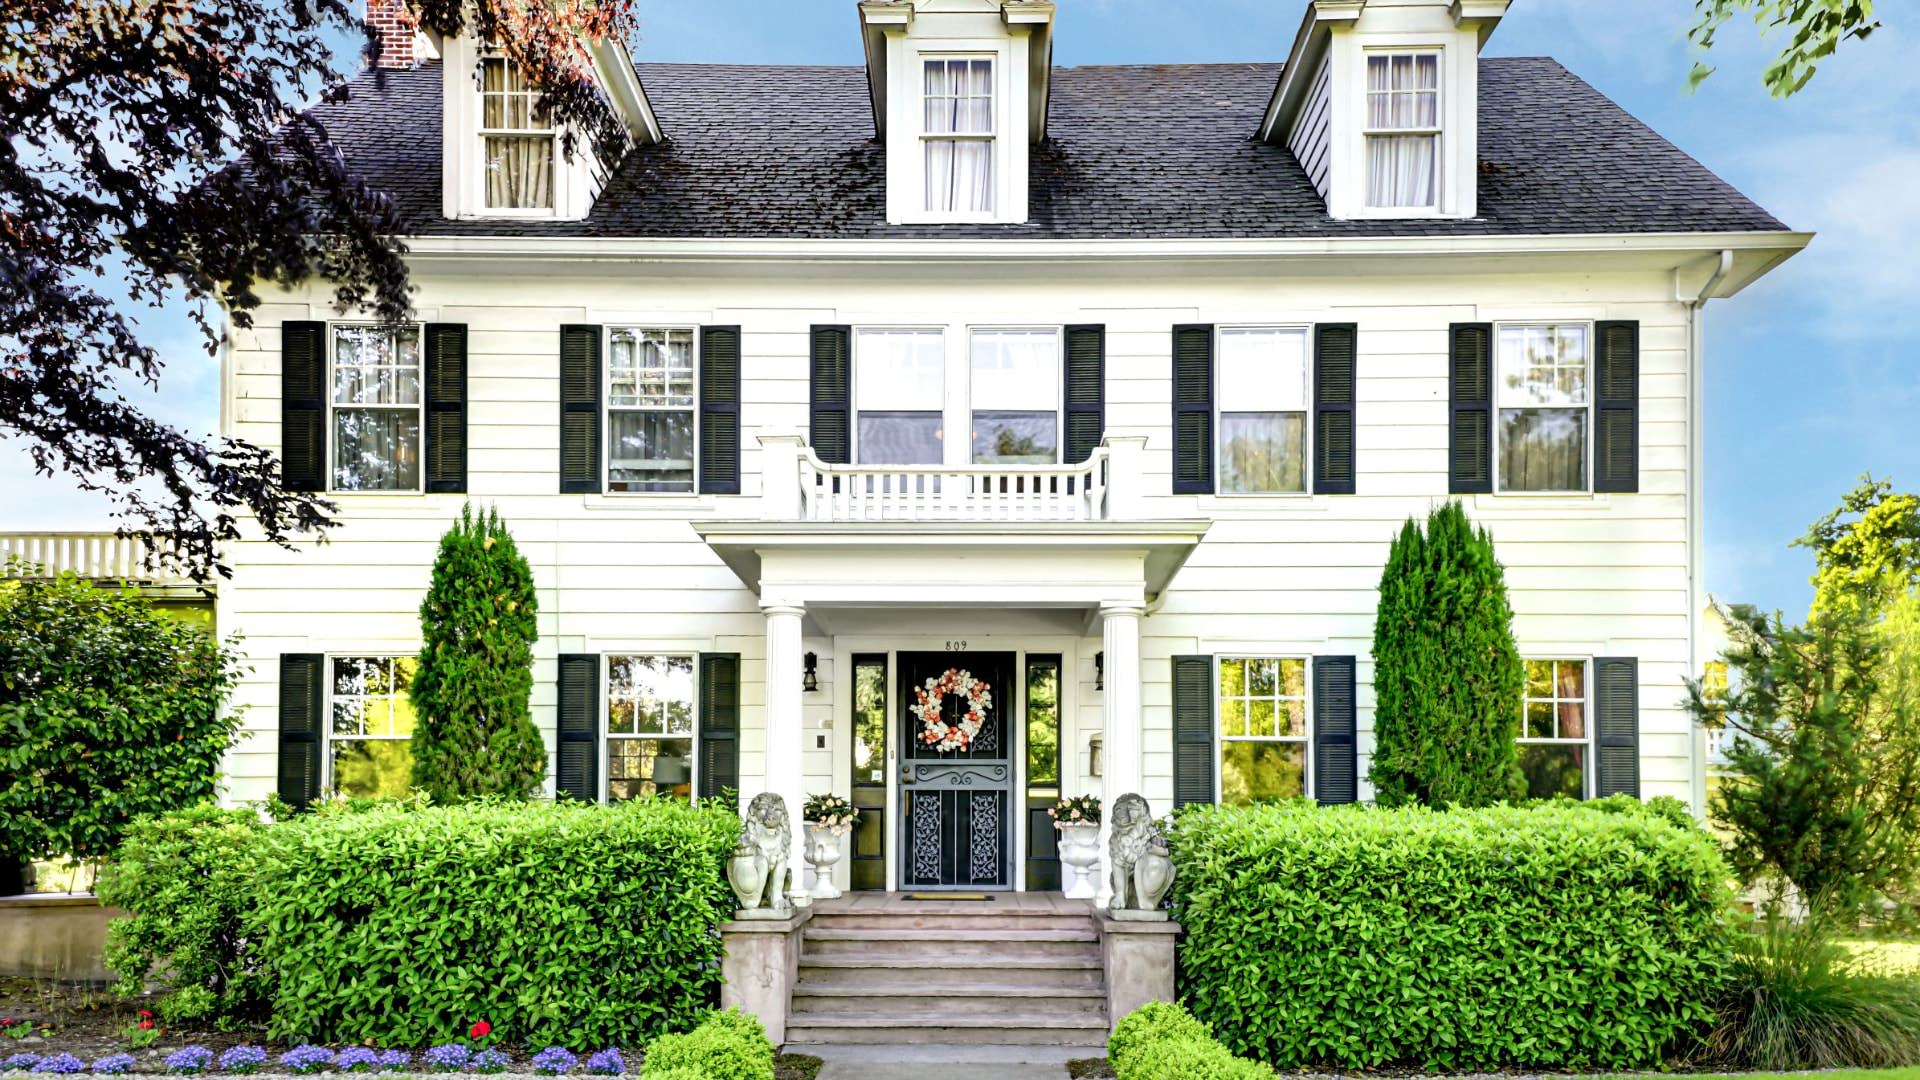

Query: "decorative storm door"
<box><xmin>898</xmin><ymin>652</ymin><xmax>1015</xmax><ymax>890</ymax></box>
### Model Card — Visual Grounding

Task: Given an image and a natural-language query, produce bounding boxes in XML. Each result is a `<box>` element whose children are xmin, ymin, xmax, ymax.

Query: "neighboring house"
<box><xmin>217</xmin><ymin>0</ymin><xmax>1807</xmax><ymax>896</ymax></box>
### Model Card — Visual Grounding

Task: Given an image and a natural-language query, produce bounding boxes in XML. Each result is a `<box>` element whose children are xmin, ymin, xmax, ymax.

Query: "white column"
<box><xmin>1096</xmin><ymin>603</ymin><xmax>1144</xmax><ymax>905</ymax></box>
<box><xmin>762</xmin><ymin>604</ymin><xmax>808</xmax><ymax>900</ymax></box>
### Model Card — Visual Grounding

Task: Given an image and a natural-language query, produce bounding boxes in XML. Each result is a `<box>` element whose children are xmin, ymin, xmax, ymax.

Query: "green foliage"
<box><xmin>410</xmin><ymin>504</ymin><xmax>545</xmax><ymax>802</ymax></box>
<box><xmin>0</xmin><ymin>569</ymin><xmax>243</xmax><ymax>862</ymax></box>
<box><xmin>1707</xmin><ymin>909</ymin><xmax>1920</xmax><ymax>1069</ymax></box>
<box><xmin>1110</xmin><ymin>1003</ymin><xmax>1272</xmax><ymax>1080</ymax></box>
<box><xmin>101</xmin><ymin>799</ymin><xmax>738</xmax><ymax>1048</ymax></box>
<box><xmin>640</xmin><ymin>1009</ymin><xmax>774</xmax><ymax>1080</ymax></box>
<box><xmin>1169</xmin><ymin>801</ymin><xmax>1736</xmax><ymax>1070</ymax></box>
<box><xmin>1801</xmin><ymin>475</ymin><xmax>1920</xmax><ymax>620</ymax></box>
<box><xmin>1109</xmin><ymin>1001</ymin><xmax>1212</xmax><ymax>1074</ymax></box>
<box><xmin>1688</xmin><ymin>0</ymin><xmax>1880</xmax><ymax>96</ymax></box>
<box><xmin>96</xmin><ymin>805</ymin><xmax>267</xmax><ymax>1024</ymax></box>
<box><xmin>1367</xmin><ymin>501</ymin><xmax>1525</xmax><ymax>808</ymax></box>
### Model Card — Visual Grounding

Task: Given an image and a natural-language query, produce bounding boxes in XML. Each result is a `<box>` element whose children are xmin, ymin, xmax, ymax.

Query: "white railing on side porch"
<box><xmin>0</xmin><ymin>531</ymin><xmax>186</xmax><ymax>583</ymax></box>
<box><xmin>758</xmin><ymin>436</ymin><xmax>1147</xmax><ymax>523</ymax></box>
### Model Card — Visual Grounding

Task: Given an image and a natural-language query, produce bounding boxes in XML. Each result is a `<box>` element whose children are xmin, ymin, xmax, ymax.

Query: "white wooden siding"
<box><xmin>1288</xmin><ymin>59</ymin><xmax>1333</xmax><ymax>201</ymax></box>
<box><xmin>219</xmin><ymin>264</ymin><xmax>1699</xmax><ymax>812</ymax></box>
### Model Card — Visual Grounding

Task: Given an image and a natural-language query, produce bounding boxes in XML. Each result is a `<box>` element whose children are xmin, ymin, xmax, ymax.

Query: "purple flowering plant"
<box><xmin>376</xmin><ymin>1051</ymin><xmax>412</xmax><ymax>1073</ymax></box>
<box><xmin>584</xmin><ymin>1049</ymin><xmax>624</xmax><ymax>1076</ymax></box>
<box><xmin>530</xmin><ymin>1047</ymin><xmax>576</xmax><ymax>1076</ymax></box>
<box><xmin>334</xmin><ymin>1047</ymin><xmax>379</xmax><ymax>1073</ymax></box>
<box><xmin>279</xmin><ymin>1046</ymin><xmax>334</xmax><ymax>1075</ymax></box>
<box><xmin>41</xmin><ymin>1053</ymin><xmax>88</xmax><ymax>1075</ymax></box>
<box><xmin>217</xmin><ymin>1047</ymin><xmax>268</xmax><ymax>1075</ymax></box>
<box><xmin>163</xmin><ymin>1046</ymin><xmax>214</xmax><ymax>1075</ymax></box>
<box><xmin>91</xmin><ymin>1054</ymin><xmax>135</xmax><ymax>1075</ymax></box>
<box><xmin>424</xmin><ymin>1044</ymin><xmax>471</xmax><ymax>1072</ymax></box>
<box><xmin>469</xmin><ymin>1049</ymin><xmax>509</xmax><ymax>1075</ymax></box>
<box><xmin>1</xmin><ymin>1054</ymin><xmax>40</xmax><ymax>1072</ymax></box>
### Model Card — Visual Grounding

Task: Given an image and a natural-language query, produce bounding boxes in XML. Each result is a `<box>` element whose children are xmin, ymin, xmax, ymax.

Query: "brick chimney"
<box><xmin>368</xmin><ymin>0</ymin><xmax>418</xmax><ymax>69</ymax></box>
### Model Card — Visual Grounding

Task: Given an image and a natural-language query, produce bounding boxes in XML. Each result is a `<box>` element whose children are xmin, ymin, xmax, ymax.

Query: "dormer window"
<box><xmin>923</xmin><ymin>57</ymin><xmax>996</xmax><ymax>215</ymax></box>
<box><xmin>1364</xmin><ymin>52</ymin><xmax>1440</xmax><ymax>211</ymax></box>
<box><xmin>480</xmin><ymin>57</ymin><xmax>555</xmax><ymax>212</ymax></box>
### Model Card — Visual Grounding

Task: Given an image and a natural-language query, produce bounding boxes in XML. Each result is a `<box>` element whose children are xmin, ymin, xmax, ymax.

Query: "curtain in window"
<box><xmin>486</xmin><ymin>136</ymin><xmax>553</xmax><ymax>210</ymax></box>
<box><xmin>1366</xmin><ymin>135</ymin><xmax>1436</xmax><ymax>208</ymax></box>
<box><xmin>924</xmin><ymin>59</ymin><xmax>993</xmax><ymax>213</ymax></box>
<box><xmin>333</xmin><ymin>409</ymin><xmax>421</xmax><ymax>491</ymax></box>
<box><xmin>1365</xmin><ymin>54</ymin><xmax>1439</xmax><ymax>208</ymax></box>
<box><xmin>1499</xmin><ymin>409</ymin><xmax>1586</xmax><ymax>491</ymax></box>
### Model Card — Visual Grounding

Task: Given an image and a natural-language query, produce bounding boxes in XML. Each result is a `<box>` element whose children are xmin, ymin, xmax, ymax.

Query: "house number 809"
<box><xmin>945</xmin><ymin>640</ymin><xmax>969</xmax><ymax>651</ymax></box>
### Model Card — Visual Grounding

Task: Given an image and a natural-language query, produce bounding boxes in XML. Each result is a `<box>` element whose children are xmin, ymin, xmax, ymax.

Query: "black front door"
<box><xmin>898</xmin><ymin>652</ymin><xmax>1015</xmax><ymax>890</ymax></box>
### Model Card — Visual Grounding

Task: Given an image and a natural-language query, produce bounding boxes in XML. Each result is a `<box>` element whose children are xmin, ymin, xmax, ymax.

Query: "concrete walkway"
<box><xmin>795</xmin><ymin>1042</ymin><xmax>1083</xmax><ymax>1079</ymax></box>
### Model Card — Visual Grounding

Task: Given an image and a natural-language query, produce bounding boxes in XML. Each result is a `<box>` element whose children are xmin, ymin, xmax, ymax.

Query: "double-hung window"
<box><xmin>1217</xmin><ymin>656</ymin><xmax>1310</xmax><ymax>804</ymax></box>
<box><xmin>606</xmin><ymin>654</ymin><xmax>696</xmax><ymax>802</ymax></box>
<box><xmin>971</xmin><ymin>329</ymin><xmax>1059</xmax><ymax>464</ymax></box>
<box><xmin>330</xmin><ymin>324</ymin><xmax>422</xmax><ymax>492</ymax></box>
<box><xmin>1217</xmin><ymin>327</ymin><xmax>1309</xmax><ymax>493</ymax></box>
<box><xmin>1519</xmin><ymin>659</ymin><xmax>1589</xmax><ymax>799</ymax></box>
<box><xmin>480</xmin><ymin>57</ymin><xmax>555</xmax><ymax>211</ymax></box>
<box><xmin>1497</xmin><ymin>323</ymin><xmax>1590</xmax><ymax>492</ymax></box>
<box><xmin>328</xmin><ymin>655</ymin><xmax>418</xmax><ymax>799</ymax></box>
<box><xmin>855</xmin><ymin>328</ymin><xmax>946</xmax><ymax>465</ymax></box>
<box><xmin>924</xmin><ymin>57</ymin><xmax>995</xmax><ymax>215</ymax></box>
<box><xmin>607</xmin><ymin>327</ymin><xmax>696</xmax><ymax>492</ymax></box>
<box><xmin>1364</xmin><ymin>52</ymin><xmax>1440</xmax><ymax>211</ymax></box>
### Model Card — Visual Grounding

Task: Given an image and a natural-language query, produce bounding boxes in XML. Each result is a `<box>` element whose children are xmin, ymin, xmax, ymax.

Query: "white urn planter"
<box><xmin>1056</xmin><ymin>822</ymin><xmax>1102</xmax><ymax>900</ymax></box>
<box><xmin>803</xmin><ymin>822</ymin><xmax>848</xmax><ymax>900</ymax></box>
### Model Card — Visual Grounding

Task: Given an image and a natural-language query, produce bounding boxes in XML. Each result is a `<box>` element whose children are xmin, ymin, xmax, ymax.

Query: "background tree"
<box><xmin>0</xmin><ymin>568</ymin><xmax>243</xmax><ymax>892</ymax></box>
<box><xmin>1688</xmin><ymin>0</ymin><xmax>1881</xmax><ymax>96</ymax></box>
<box><xmin>3</xmin><ymin>0</ymin><xmax>638</xmax><ymax>582</ymax></box>
<box><xmin>409</xmin><ymin>505</ymin><xmax>544</xmax><ymax>802</ymax></box>
<box><xmin>1368</xmin><ymin>501</ymin><xmax>1526</xmax><ymax>808</ymax></box>
<box><xmin>1799</xmin><ymin>475</ymin><xmax>1920</xmax><ymax>620</ymax></box>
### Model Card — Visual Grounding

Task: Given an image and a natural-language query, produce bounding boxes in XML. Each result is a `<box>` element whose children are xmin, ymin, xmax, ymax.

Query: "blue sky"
<box><xmin>4</xmin><ymin>0</ymin><xmax>1911</xmax><ymax>619</ymax></box>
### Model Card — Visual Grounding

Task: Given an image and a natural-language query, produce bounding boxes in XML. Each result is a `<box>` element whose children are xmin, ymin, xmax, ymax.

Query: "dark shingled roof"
<box><xmin>309</xmin><ymin>57</ymin><xmax>1787</xmax><ymax>239</ymax></box>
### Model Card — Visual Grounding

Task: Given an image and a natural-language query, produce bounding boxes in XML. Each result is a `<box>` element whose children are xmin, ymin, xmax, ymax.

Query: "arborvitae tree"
<box><xmin>409</xmin><ymin>504</ymin><xmax>545</xmax><ymax>802</ymax></box>
<box><xmin>1368</xmin><ymin>501</ymin><xmax>1526</xmax><ymax>807</ymax></box>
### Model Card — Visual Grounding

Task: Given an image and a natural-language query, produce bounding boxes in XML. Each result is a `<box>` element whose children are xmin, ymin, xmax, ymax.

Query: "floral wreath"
<box><xmin>911</xmin><ymin>668</ymin><xmax>994</xmax><ymax>753</ymax></box>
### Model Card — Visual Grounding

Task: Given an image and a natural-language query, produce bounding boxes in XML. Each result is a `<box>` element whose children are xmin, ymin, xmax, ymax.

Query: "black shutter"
<box><xmin>1172</xmin><ymin>655</ymin><xmax>1215</xmax><ymax>808</ymax></box>
<box><xmin>1449</xmin><ymin>322</ymin><xmax>1494</xmax><ymax>494</ymax></box>
<box><xmin>1172</xmin><ymin>325</ymin><xmax>1214</xmax><ymax>495</ymax></box>
<box><xmin>1064</xmin><ymin>324</ymin><xmax>1105</xmax><ymax>464</ymax></box>
<box><xmin>697</xmin><ymin>653</ymin><xmax>741</xmax><ymax>804</ymax></box>
<box><xmin>810</xmin><ymin>325</ymin><xmax>852</xmax><ymax>464</ymax></box>
<box><xmin>1594</xmin><ymin>320</ymin><xmax>1640</xmax><ymax>494</ymax></box>
<box><xmin>281</xmin><ymin>321</ymin><xmax>327</xmax><ymax>492</ymax></box>
<box><xmin>1313</xmin><ymin>655</ymin><xmax>1357</xmax><ymax>805</ymax></box>
<box><xmin>1313</xmin><ymin>323</ymin><xmax>1357</xmax><ymax>495</ymax></box>
<box><xmin>424</xmin><ymin>323</ymin><xmax>468</xmax><ymax>494</ymax></box>
<box><xmin>1594</xmin><ymin>656</ymin><xmax>1640</xmax><ymax>798</ymax></box>
<box><xmin>699</xmin><ymin>326</ymin><xmax>742</xmax><ymax>494</ymax></box>
<box><xmin>556</xmin><ymin>653</ymin><xmax>600</xmax><ymax>801</ymax></box>
<box><xmin>559</xmin><ymin>325</ymin><xmax>602</xmax><ymax>494</ymax></box>
<box><xmin>277</xmin><ymin>653</ymin><xmax>323</xmax><ymax>810</ymax></box>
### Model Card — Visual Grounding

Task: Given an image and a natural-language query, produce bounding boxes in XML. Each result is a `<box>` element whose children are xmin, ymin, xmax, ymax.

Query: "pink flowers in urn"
<box><xmin>1049</xmin><ymin>794</ymin><xmax>1102</xmax><ymax>828</ymax></box>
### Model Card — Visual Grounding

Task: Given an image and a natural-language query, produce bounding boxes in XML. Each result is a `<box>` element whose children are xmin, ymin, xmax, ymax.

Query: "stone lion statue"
<box><xmin>1108</xmin><ymin>792</ymin><xmax>1174</xmax><ymax>915</ymax></box>
<box><xmin>727</xmin><ymin>792</ymin><xmax>792</xmax><ymax>916</ymax></box>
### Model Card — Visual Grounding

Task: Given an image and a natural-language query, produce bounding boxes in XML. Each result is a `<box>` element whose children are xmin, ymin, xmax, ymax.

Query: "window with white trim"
<box><xmin>1218</xmin><ymin>656</ymin><xmax>1310</xmax><ymax>804</ymax></box>
<box><xmin>1364</xmin><ymin>52</ymin><xmax>1440</xmax><ymax>211</ymax></box>
<box><xmin>923</xmin><ymin>57</ymin><xmax>995</xmax><ymax>215</ymax></box>
<box><xmin>1497</xmin><ymin>323</ymin><xmax>1590</xmax><ymax>493</ymax></box>
<box><xmin>1519</xmin><ymin>658</ymin><xmax>1589</xmax><ymax>799</ymax></box>
<box><xmin>330</xmin><ymin>324</ymin><xmax>422</xmax><ymax>492</ymax></box>
<box><xmin>606</xmin><ymin>654</ymin><xmax>696</xmax><ymax>802</ymax></box>
<box><xmin>328</xmin><ymin>655</ymin><xmax>417</xmax><ymax>798</ymax></box>
<box><xmin>480</xmin><ymin>57</ymin><xmax>555</xmax><ymax>212</ymax></box>
<box><xmin>855</xmin><ymin>328</ymin><xmax>946</xmax><ymax>465</ymax></box>
<box><xmin>970</xmin><ymin>328</ymin><xmax>1059</xmax><ymax>464</ymax></box>
<box><xmin>606</xmin><ymin>327</ymin><xmax>696</xmax><ymax>493</ymax></box>
<box><xmin>1217</xmin><ymin>327</ymin><xmax>1309</xmax><ymax>494</ymax></box>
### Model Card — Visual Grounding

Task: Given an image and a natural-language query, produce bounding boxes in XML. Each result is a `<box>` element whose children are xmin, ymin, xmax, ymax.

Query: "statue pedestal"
<box><xmin>721</xmin><ymin>908</ymin><xmax>812</xmax><ymax>1044</ymax></box>
<box><xmin>1095</xmin><ymin>909</ymin><xmax>1181</xmax><ymax>1034</ymax></box>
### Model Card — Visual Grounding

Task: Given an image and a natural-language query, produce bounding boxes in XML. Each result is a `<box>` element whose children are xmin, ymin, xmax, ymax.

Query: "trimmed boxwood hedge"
<box><xmin>1169</xmin><ymin>798</ymin><xmax>1736</xmax><ymax>1071</ymax></box>
<box><xmin>106</xmin><ymin>798</ymin><xmax>738</xmax><ymax>1048</ymax></box>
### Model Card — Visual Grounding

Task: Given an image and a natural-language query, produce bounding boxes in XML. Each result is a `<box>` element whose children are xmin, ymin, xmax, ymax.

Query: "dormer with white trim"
<box><xmin>859</xmin><ymin>0</ymin><xmax>1056</xmax><ymax>226</ymax></box>
<box><xmin>435</xmin><ymin>29</ymin><xmax>663</xmax><ymax>222</ymax></box>
<box><xmin>1260</xmin><ymin>0</ymin><xmax>1510</xmax><ymax>221</ymax></box>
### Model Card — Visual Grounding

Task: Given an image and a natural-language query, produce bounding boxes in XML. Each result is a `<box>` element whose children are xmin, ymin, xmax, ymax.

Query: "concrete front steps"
<box><xmin>785</xmin><ymin>901</ymin><xmax>1110</xmax><ymax>1047</ymax></box>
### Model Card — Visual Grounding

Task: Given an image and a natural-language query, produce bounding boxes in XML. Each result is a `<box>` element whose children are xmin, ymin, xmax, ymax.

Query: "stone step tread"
<box><xmin>803</xmin><ymin>927</ymin><xmax>1096</xmax><ymax>943</ymax></box>
<box><xmin>799</xmin><ymin>954</ymin><xmax>1103</xmax><ymax>971</ymax></box>
<box><xmin>783</xmin><ymin>1026</ymin><xmax>1109</xmax><ymax>1048</ymax></box>
<box><xmin>786</xmin><ymin>1011</ymin><xmax>1108</xmax><ymax>1030</ymax></box>
<box><xmin>793</xmin><ymin>983</ymin><xmax>1106</xmax><ymax>999</ymax></box>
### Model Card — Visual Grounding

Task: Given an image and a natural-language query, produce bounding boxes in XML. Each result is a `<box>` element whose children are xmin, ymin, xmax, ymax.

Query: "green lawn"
<box><xmin>1676</xmin><ymin>1073</ymin><xmax>1920</xmax><ymax>1080</ymax></box>
<box><xmin>1842</xmin><ymin>938</ymin><xmax>1920</xmax><ymax>976</ymax></box>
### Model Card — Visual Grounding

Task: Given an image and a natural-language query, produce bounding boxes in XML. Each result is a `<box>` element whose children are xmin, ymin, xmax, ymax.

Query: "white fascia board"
<box><xmin>1260</xmin><ymin>0</ymin><xmax>1365</xmax><ymax>143</ymax></box>
<box><xmin>591</xmin><ymin>37</ymin><xmax>663</xmax><ymax>146</ymax></box>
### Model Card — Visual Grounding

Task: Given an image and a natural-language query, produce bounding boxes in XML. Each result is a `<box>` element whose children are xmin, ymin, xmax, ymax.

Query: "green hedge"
<box><xmin>104</xmin><ymin>798</ymin><xmax>738</xmax><ymax>1048</ymax></box>
<box><xmin>1169</xmin><ymin>798</ymin><xmax>1736</xmax><ymax>1070</ymax></box>
<box><xmin>1110</xmin><ymin>1002</ymin><xmax>1273</xmax><ymax>1080</ymax></box>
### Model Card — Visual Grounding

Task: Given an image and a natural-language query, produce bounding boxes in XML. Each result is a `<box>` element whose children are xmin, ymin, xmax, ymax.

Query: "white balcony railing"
<box><xmin>0</xmin><ymin>532</ymin><xmax>185</xmax><ymax>583</ymax></box>
<box><xmin>758</xmin><ymin>436</ymin><xmax>1146</xmax><ymax>523</ymax></box>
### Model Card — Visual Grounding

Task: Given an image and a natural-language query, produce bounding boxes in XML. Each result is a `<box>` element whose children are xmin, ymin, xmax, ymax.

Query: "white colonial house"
<box><xmin>218</xmin><ymin>0</ymin><xmax>1805</xmax><ymax>910</ymax></box>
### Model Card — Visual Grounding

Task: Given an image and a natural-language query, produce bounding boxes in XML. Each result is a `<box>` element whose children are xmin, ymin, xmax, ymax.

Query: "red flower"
<box><xmin>470</xmin><ymin>1020</ymin><xmax>492</xmax><ymax>1040</ymax></box>
<box><xmin>138</xmin><ymin>1020</ymin><xmax>154</xmax><ymax>1031</ymax></box>
<box><xmin>138</xmin><ymin>1010</ymin><xmax>153</xmax><ymax>1019</ymax></box>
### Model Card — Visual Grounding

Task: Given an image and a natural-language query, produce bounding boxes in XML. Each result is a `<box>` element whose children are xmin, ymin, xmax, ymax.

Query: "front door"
<box><xmin>898</xmin><ymin>651</ymin><xmax>1015</xmax><ymax>890</ymax></box>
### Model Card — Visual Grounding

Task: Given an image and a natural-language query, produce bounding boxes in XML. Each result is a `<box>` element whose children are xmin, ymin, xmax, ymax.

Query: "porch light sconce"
<box><xmin>1089</xmin><ymin>733</ymin><xmax>1104</xmax><ymax>778</ymax></box>
<box><xmin>803</xmin><ymin>652</ymin><xmax>820</xmax><ymax>693</ymax></box>
<box><xmin>1095</xmin><ymin>651</ymin><xmax>1104</xmax><ymax>691</ymax></box>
